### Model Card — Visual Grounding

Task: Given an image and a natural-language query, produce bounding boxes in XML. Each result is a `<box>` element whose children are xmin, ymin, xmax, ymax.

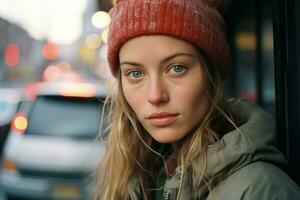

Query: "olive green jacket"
<box><xmin>129</xmin><ymin>99</ymin><xmax>300</xmax><ymax>200</ymax></box>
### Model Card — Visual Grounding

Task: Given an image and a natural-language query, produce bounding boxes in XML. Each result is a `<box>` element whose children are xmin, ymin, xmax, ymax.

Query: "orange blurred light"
<box><xmin>43</xmin><ymin>42</ymin><xmax>60</xmax><ymax>60</ymax></box>
<box><xmin>57</xmin><ymin>61</ymin><xmax>72</xmax><ymax>72</ymax></box>
<box><xmin>60</xmin><ymin>83</ymin><xmax>96</xmax><ymax>97</ymax></box>
<box><xmin>2</xmin><ymin>159</ymin><xmax>17</xmax><ymax>172</ymax></box>
<box><xmin>24</xmin><ymin>82</ymin><xmax>42</xmax><ymax>100</ymax></box>
<box><xmin>5</xmin><ymin>43</ymin><xmax>20</xmax><ymax>67</ymax></box>
<box><xmin>235</xmin><ymin>33</ymin><xmax>256</xmax><ymax>50</ymax></box>
<box><xmin>43</xmin><ymin>65</ymin><xmax>61</xmax><ymax>81</ymax></box>
<box><xmin>11</xmin><ymin>112</ymin><xmax>28</xmax><ymax>134</ymax></box>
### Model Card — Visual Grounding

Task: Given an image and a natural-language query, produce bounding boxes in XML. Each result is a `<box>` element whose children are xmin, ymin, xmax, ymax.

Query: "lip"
<box><xmin>146</xmin><ymin>112</ymin><xmax>179</xmax><ymax>127</ymax></box>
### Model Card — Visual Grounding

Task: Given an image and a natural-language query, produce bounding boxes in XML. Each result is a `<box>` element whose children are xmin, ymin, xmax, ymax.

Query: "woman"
<box><xmin>94</xmin><ymin>0</ymin><xmax>300</xmax><ymax>199</ymax></box>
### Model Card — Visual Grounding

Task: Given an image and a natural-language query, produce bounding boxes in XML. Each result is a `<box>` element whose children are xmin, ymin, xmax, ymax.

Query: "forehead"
<box><xmin>119</xmin><ymin>35</ymin><xmax>198</xmax><ymax>61</ymax></box>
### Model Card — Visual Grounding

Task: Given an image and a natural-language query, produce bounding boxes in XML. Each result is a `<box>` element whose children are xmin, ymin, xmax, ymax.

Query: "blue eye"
<box><xmin>170</xmin><ymin>65</ymin><xmax>186</xmax><ymax>74</ymax></box>
<box><xmin>128</xmin><ymin>71</ymin><xmax>143</xmax><ymax>79</ymax></box>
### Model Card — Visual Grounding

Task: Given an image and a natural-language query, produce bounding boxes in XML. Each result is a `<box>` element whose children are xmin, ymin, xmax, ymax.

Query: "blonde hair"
<box><xmin>93</xmin><ymin>48</ymin><xmax>240</xmax><ymax>200</ymax></box>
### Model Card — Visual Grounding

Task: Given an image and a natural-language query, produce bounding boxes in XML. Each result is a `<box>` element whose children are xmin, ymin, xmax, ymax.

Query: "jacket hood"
<box><xmin>205</xmin><ymin>99</ymin><xmax>287</xmax><ymax>181</ymax></box>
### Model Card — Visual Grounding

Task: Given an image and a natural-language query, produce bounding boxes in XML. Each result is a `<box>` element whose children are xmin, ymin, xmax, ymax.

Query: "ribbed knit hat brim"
<box><xmin>108</xmin><ymin>0</ymin><xmax>230</xmax><ymax>78</ymax></box>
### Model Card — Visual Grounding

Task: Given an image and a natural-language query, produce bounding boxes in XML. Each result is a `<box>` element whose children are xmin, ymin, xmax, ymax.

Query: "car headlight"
<box><xmin>2</xmin><ymin>158</ymin><xmax>18</xmax><ymax>173</ymax></box>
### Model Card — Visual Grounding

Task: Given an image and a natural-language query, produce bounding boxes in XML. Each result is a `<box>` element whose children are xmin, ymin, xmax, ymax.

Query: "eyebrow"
<box><xmin>119</xmin><ymin>53</ymin><xmax>196</xmax><ymax>67</ymax></box>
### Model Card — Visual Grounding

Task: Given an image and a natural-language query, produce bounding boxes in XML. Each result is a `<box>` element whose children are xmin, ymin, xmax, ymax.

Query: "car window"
<box><xmin>0</xmin><ymin>101</ymin><xmax>16</xmax><ymax>113</ymax></box>
<box><xmin>0</xmin><ymin>100</ymin><xmax>18</xmax><ymax>122</ymax></box>
<box><xmin>18</xmin><ymin>100</ymin><xmax>34</xmax><ymax>113</ymax></box>
<box><xmin>26</xmin><ymin>96</ymin><xmax>103</xmax><ymax>139</ymax></box>
<box><xmin>0</xmin><ymin>101</ymin><xmax>7</xmax><ymax>112</ymax></box>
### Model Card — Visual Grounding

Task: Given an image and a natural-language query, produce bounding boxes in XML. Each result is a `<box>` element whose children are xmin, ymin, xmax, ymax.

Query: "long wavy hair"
<box><xmin>93</xmin><ymin>47</ymin><xmax>240</xmax><ymax>200</ymax></box>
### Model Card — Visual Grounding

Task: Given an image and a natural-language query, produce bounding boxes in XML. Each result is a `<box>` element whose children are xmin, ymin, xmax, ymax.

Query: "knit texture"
<box><xmin>107</xmin><ymin>0</ymin><xmax>230</xmax><ymax>78</ymax></box>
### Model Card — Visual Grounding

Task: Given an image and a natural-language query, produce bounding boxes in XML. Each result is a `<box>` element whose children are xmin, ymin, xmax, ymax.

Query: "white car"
<box><xmin>0</xmin><ymin>88</ymin><xmax>21</xmax><ymax>156</ymax></box>
<box><xmin>0</xmin><ymin>82</ymin><xmax>107</xmax><ymax>200</ymax></box>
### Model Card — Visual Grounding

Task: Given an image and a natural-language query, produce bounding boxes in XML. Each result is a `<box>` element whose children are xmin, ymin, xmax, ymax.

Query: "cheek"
<box><xmin>191</xmin><ymin>87</ymin><xmax>208</xmax><ymax>107</ymax></box>
<box><xmin>178</xmin><ymin>65</ymin><xmax>208</xmax><ymax>107</ymax></box>
<box><xmin>181</xmin><ymin>81</ymin><xmax>209</xmax><ymax>120</ymax></box>
<box><xmin>122</xmin><ymin>82</ymin><xmax>145</xmax><ymax>118</ymax></box>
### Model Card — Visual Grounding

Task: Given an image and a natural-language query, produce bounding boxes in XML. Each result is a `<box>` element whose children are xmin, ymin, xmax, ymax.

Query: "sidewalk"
<box><xmin>0</xmin><ymin>189</ymin><xmax>6</xmax><ymax>200</ymax></box>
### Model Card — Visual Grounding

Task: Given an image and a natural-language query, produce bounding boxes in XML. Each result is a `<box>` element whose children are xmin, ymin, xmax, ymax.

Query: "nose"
<box><xmin>147</xmin><ymin>78</ymin><xmax>169</xmax><ymax>105</ymax></box>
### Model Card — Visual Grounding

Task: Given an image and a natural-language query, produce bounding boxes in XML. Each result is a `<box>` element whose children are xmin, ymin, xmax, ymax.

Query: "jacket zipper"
<box><xmin>163</xmin><ymin>190</ymin><xmax>171</xmax><ymax>200</ymax></box>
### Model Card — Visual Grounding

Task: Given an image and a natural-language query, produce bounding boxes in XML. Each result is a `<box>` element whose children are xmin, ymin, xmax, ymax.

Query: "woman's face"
<box><xmin>119</xmin><ymin>35</ymin><xmax>209</xmax><ymax>145</ymax></box>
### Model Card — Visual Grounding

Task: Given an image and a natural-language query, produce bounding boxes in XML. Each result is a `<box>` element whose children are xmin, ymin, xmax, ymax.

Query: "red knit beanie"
<box><xmin>107</xmin><ymin>0</ymin><xmax>231</xmax><ymax>78</ymax></box>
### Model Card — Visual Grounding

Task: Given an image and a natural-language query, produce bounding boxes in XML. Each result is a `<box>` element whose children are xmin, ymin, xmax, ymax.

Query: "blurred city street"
<box><xmin>0</xmin><ymin>0</ymin><xmax>112</xmax><ymax>199</ymax></box>
<box><xmin>0</xmin><ymin>189</ymin><xmax>5</xmax><ymax>200</ymax></box>
<box><xmin>0</xmin><ymin>0</ymin><xmax>114</xmax><ymax>89</ymax></box>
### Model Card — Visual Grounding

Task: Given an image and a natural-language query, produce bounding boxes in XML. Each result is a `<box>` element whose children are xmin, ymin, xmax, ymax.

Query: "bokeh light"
<box><xmin>101</xmin><ymin>28</ymin><xmax>109</xmax><ymax>43</ymax></box>
<box><xmin>86</xmin><ymin>34</ymin><xmax>102</xmax><ymax>49</ymax></box>
<box><xmin>43</xmin><ymin>42</ymin><xmax>61</xmax><ymax>60</ymax></box>
<box><xmin>91</xmin><ymin>11</ymin><xmax>111</xmax><ymax>29</ymax></box>
<box><xmin>43</xmin><ymin>65</ymin><xmax>60</xmax><ymax>82</ymax></box>
<box><xmin>5</xmin><ymin>43</ymin><xmax>20</xmax><ymax>67</ymax></box>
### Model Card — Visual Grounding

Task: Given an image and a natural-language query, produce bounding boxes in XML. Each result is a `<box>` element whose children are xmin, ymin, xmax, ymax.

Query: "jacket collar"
<box><xmin>205</xmin><ymin>99</ymin><xmax>286</xmax><ymax>181</ymax></box>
